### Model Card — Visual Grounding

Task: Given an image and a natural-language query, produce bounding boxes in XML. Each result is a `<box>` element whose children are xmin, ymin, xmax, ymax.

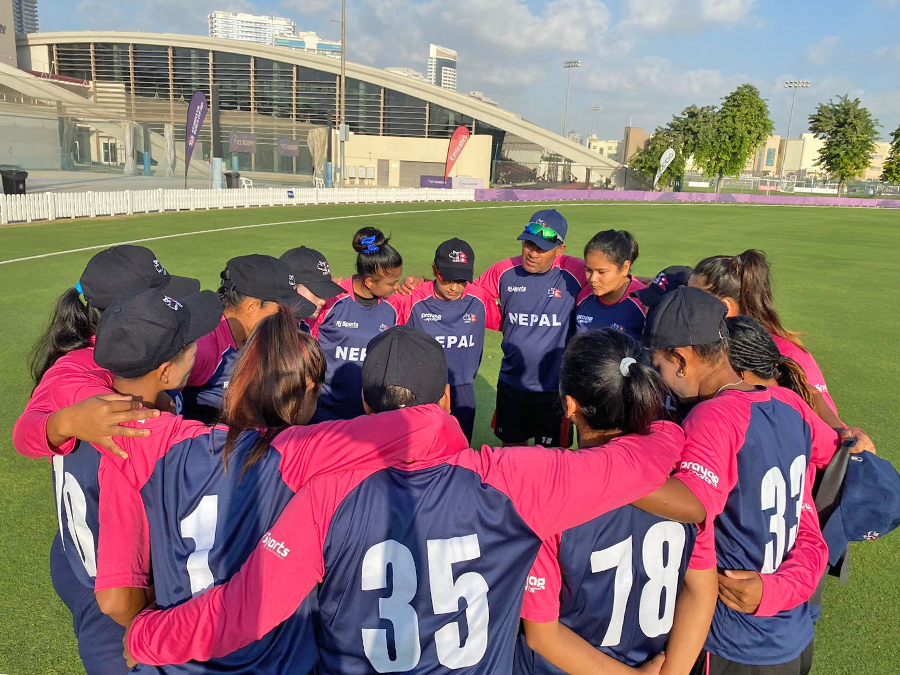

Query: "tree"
<box><xmin>880</xmin><ymin>123</ymin><xmax>900</xmax><ymax>185</ymax></box>
<box><xmin>630</xmin><ymin>105</ymin><xmax>717</xmax><ymax>189</ymax></box>
<box><xmin>693</xmin><ymin>84</ymin><xmax>774</xmax><ymax>193</ymax></box>
<box><xmin>808</xmin><ymin>95</ymin><xmax>880</xmax><ymax>193</ymax></box>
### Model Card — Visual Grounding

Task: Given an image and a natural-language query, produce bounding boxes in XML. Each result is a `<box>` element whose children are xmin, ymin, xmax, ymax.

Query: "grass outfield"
<box><xmin>1</xmin><ymin>201</ymin><xmax>897</xmax><ymax>674</ymax></box>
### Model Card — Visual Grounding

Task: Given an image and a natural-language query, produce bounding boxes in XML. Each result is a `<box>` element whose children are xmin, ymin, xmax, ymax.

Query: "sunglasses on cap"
<box><xmin>524</xmin><ymin>222</ymin><xmax>563</xmax><ymax>245</ymax></box>
<box><xmin>435</xmin><ymin>269</ymin><xmax>469</xmax><ymax>285</ymax></box>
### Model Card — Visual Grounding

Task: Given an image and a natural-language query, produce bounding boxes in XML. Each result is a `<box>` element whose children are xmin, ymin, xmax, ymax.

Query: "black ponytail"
<box><xmin>560</xmin><ymin>329</ymin><xmax>667</xmax><ymax>435</ymax></box>
<box><xmin>352</xmin><ymin>227</ymin><xmax>402</xmax><ymax>279</ymax></box>
<box><xmin>30</xmin><ymin>288</ymin><xmax>101</xmax><ymax>385</ymax></box>
<box><xmin>583</xmin><ymin>229</ymin><xmax>639</xmax><ymax>268</ymax></box>
<box><xmin>726</xmin><ymin>316</ymin><xmax>816</xmax><ymax>407</ymax></box>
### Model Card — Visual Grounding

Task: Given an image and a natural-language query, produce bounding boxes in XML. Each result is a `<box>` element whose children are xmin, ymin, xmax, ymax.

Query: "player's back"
<box><xmin>138</xmin><ymin>427</ymin><xmax>318</xmax><ymax>674</ymax></box>
<box><xmin>707</xmin><ymin>390</ymin><xmax>814</xmax><ymax>665</ymax></box>
<box><xmin>317</xmin><ymin>461</ymin><xmax>542</xmax><ymax>674</ymax></box>
<box><xmin>515</xmin><ymin>505</ymin><xmax>696</xmax><ymax>674</ymax></box>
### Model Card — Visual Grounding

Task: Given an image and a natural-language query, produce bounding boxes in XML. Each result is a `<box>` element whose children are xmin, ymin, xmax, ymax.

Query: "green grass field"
<box><xmin>1</xmin><ymin>201</ymin><xmax>898</xmax><ymax>674</ymax></box>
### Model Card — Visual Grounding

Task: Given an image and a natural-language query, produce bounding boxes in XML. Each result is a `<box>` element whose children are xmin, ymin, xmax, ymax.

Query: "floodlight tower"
<box><xmin>562</xmin><ymin>60</ymin><xmax>581</xmax><ymax>138</ymax></box>
<box><xmin>589</xmin><ymin>105</ymin><xmax>602</xmax><ymax>139</ymax></box>
<box><xmin>782</xmin><ymin>80</ymin><xmax>810</xmax><ymax>177</ymax></box>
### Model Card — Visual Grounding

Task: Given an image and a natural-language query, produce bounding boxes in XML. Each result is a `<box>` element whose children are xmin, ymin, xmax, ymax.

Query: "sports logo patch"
<box><xmin>547</xmin><ymin>287</ymin><xmax>562</xmax><ymax>298</ymax></box>
<box><xmin>379</xmin><ymin>323</ymin><xmax>389</xmax><ymax>332</ymax></box>
<box><xmin>653</xmin><ymin>272</ymin><xmax>668</xmax><ymax>289</ymax></box>
<box><xmin>152</xmin><ymin>259</ymin><xmax>168</xmax><ymax>276</ymax></box>
<box><xmin>162</xmin><ymin>296</ymin><xmax>183</xmax><ymax>310</ymax></box>
<box><xmin>288</xmin><ymin>274</ymin><xmax>296</xmax><ymax>287</ymax></box>
<box><xmin>317</xmin><ymin>260</ymin><xmax>330</xmax><ymax>275</ymax></box>
<box><xmin>449</xmin><ymin>250</ymin><xmax>468</xmax><ymax>264</ymax></box>
<box><xmin>462</xmin><ymin>313</ymin><xmax>478</xmax><ymax>324</ymax></box>
<box><xmin>865</xmin><ymin>531</ymin><xmax>882</xmax><ymax>540</ymax></box>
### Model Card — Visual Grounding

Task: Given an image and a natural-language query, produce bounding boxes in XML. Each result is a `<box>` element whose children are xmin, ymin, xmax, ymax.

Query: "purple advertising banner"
<box><xmin>184</xmin><ymin>91</ymin><xmax>208</xmax><ymax>181</ymax></box>
<box><xmin>420</xmin><ymin>175</ymin><xmax>452</xmax><ymax>188</ymax></box>
<box><xmin>277</xmin><ymin>137</ymin><xmax>300</xmax><ymax>157</ymax></box>
<box><xmin>473</xmin><ymin>189</ymin><xmax>900</xmax><ymax>208</ymax></box>
<box><xmin>229</xmin><ymin>131</ymin><xmax>257</xmax><ymax>153</ymax></box>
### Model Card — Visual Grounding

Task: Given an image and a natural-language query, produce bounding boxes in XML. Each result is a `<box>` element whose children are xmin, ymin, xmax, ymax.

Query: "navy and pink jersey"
<box><xmin>401</xmin><ymin>281</ymin><xmax>501</xmax><ymax>386</ymax></box>
<box><xmin>126</xmin><ymin>421</ymin><xmax>685</xmax><ymax>673</ymax></box>
<box><xmin>772</xmin><ymin>335</ymin><xmax>838</xmax><ymax>416</ymax></box>
<box><xmin>308</xmin><ymin>278</ymin><xmax>400</xmax><ymax>421</ymax></box>
<box><xmin>573</xmin><ymin>277</ymin><xmax>647</xmax><ymax>339</ymax></box>
<box><xmin>98</xmin><ymin>405</ymin><xmax>464</xmax><ymax>675</ymax></box>
<box><xmin>475</xmin><ymin>255</ymin><xmax>586</xmax><ymax>393</ymax></box>
<box><xmin>674</xmin><ymin>387</ymin><xmax>836</xmax><ymax>665</ymax></box>
<box><xmin>516</xmin><ymin>505</ymin><xmax>700</xmax><ymax>673</ymax></box>
<box><xmin>182</xmin><ymin>316</ymin><xmax>238</xmax><ymax>424</ymax></box>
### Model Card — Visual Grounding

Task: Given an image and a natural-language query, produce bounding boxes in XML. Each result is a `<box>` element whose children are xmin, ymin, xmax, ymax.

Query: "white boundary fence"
<box><xmin>0</xmin><ymin>187</ymin><xmax>477</xmax><ymax>225</ymax></box>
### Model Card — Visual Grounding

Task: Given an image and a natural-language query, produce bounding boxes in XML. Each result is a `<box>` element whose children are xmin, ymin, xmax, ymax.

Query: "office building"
<box><xmin>274</xmin><ymin>31</ymin><xmax>341</xmax><ymax>58</ymax></box>
<box><xmin>567</xmin><ymin>130</ymin><xmax>581</xmax><ymax>145</ymax></box>
<box><xmin>587</xmin><ymin>135</ymin><xmax>620</xmax><ymax>161</ymax></box>
<box><xmin>208</xmin><ymin>11</ymin><xmax>295</xmax><ymax>45</ymax></box>
<box><xmin>621</xmin><ymin>126</ymin><xmax>650</xmax><ymax>163</ymax></box>
<box><xmin>13</xmin><ymin>0</ymin><xmax>38</xmax><ymax>34</ymax></box>
<box><xmin>427</xmin><ymin>44</ymin><xmax>457</xmax><ymax>92</ymax></box>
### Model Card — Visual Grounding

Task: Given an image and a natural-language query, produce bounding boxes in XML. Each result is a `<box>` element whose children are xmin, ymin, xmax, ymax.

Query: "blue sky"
<box><xmin>41</xmin><ymin>0</ymin><xmax>900</xmax><ymax>141</ymax></box>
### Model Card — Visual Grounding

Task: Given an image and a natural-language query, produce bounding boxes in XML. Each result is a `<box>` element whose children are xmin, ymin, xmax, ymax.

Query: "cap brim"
<box><xmin>183</xmin><ymin>290</ymin><xmax>225</xmax><ymax>343</ymax></box>
<box><xmin>517</xmin><ymin>232</ymin><xmax>558</xmax><ymax>251</ymax></box>
<box><xmin>821</xmin><ymin>507</ymin><xmax>850</xmax><ymax>567</ymax></box>
<box><xmin>632</xmin><ymin>286</ymin><xmax>664</xmax><ymax>308</ymax></box>
<box><xmin>434</xmin><ymin>265</ymin><xmax>474</xmax><ymax>283</ymax></box>
<box><xmin>162</xmin><ymin>274</ymin><xmax>202</xmax><ymax>299</ymax></box>
<box><xmin>303</xmin><ymin>277</ymin><xmax>345</xmax><ymax>299</ymax></box>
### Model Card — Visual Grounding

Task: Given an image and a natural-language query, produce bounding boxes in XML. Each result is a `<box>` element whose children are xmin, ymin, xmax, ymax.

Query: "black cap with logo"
<box><xmin>223</xmin><ymin>254</ymin><xmax>316</xmax><ymax>318</ymax></box>
<box><xmin>362</xmin><ymin>326</ymin><xmax>448</xmax><ymax>410</ymax></box>
<box><xmin>94</xmin><ymin>289</ymin><xmax>224</xmax><ymax>379</ymax></box>
<box><xmin>280</xmin><ymin>246</ymin><xmax>344</xmax><ymax>299</ymax></box>
<box><xmin>79</xmin><ymin>245</ymin><xmax>201</xmax><ymax>311</ymax></box>
<box><xmin>644</xmin><ymin>286</ymin><xmax>727</xmax><ymax>351</ymax></box>
<box><xmin>433</xmin><ymin>238</ymin><xmax>475</xmax><ymax>283</ymax></box>
<box><xmin>632</xmin><ymin>265</ymin><xmax>694</xmax><ymax>308</ymax></box>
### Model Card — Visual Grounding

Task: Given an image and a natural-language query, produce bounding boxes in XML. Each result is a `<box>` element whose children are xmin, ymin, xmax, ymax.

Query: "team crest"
<box><xmin>379</xmin><ymin>323</ymin><xmax>389</xmax><ymax>332</ymax></box>
<box><xmin>449</xmin><ymin>250</ymin><xmax>468</xmax><ymax>264</ymax></box>
<box><xmin>317</xmin><ymin>260</ymin><xmax>330</xmax><ymax>275</ymax></box>
<box><xmin>162</xmin><ymin>296</ymin><xmax>183</xmax><ymax>310</ymax></box>
<box><xmin>865</xmin><ymin>531</ymin><xmax>882</xmax><ymax>540</ymax></box>
<box><xmin>153</xmin><ymin>259</ymin><xmax>168</xmax><ymax>276</ymax></box>
<box><xmin>653</xmin><ymin>272</ymin><xmax>668</xmax><ymax>289</ymax></box>
<box><xmin>547</xmin><ymin>287</ymin><xmax>562</xmax><ymax>298</ymax></box>
<box><xmin>288</xmin><ymin>274</ymin><xmax>296</xmax><ymax>287</ymax></box>
<box><xmin>462</xmin><ymin>313</ymin><xmax>478</xmax><ymax>324</ymax></box>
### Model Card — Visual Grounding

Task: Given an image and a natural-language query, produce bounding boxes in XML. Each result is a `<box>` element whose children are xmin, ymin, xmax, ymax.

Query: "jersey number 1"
<box><xmin>52</xmin><ymin>457</ymin><xmax>97</xmax><ymax>577</ymax></box>
<box><xmin>180</xmin><ymin>495</ymin><xmax>218</xmax><ymax>595</ymax></box>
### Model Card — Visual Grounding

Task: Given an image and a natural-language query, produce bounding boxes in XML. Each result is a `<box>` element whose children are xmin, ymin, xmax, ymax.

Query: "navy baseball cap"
<box><xmin>223</xmin><ymin>255</ymin><xmax>316</xmax><ymax>318</ymax></box>
<box><xmin>644</xmin><ymin>286</ymin><xmax>726</xmax><ymax>351</ymax></box>
<box><xmin>633</xmin><ymin>265</ymin><xmax>694</xmax><ymax>308</ymax></box>
<box><xmin>517</xmin><ymin>209</ymin><xmax>568</xmax><ymax>251</ymax></box>
<box><xmin>280</xmin><ymin>246</ymin><xmax>344</xmax><ymax>299</ymax></box>
<box><xmin>79</xmin><ymin>245</ymin><xmax>201</xmax><ymax>311</ymax></box>
<box><xmin>362</xmin><ymin>326</ymin><xmax>448</xmax><ymax>412</ymax></box>
<box><xmin>822</xmin><ymin>452</ymin><xmax>900</xmax><ymax>566</ymax></box>
<box><xmin>434</xmin><ymin>238</ymin><xmax>475</xmax><ymax>283</ymax></box>
<box><xmin>95</xmin><ymin>289</ymin><xmax>223</xmax><ymax>379</ymax></box>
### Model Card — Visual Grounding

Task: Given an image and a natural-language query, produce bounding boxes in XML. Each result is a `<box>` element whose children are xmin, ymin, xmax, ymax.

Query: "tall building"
<box><xmin>208</xmin><ymin>11</ymin><xmax>295</xmax><ymax>44</ymax></box>
<box><xmin>13</xmin><ymin>0</ymin><xmax>38</xmax><ymax>34</ymax></box>
<box><xmin>274</xmin><ymin>31</ymin><xmax>341</xmax><ymax>58</ymax></box>
<box><xmin>427</xmin><ymin>44</ymin><xmax>457</xmax><ymax>92</ymax></box>
<box><xmin>621</xmin><ymin>126</ymin><xmax>650</xmax><ymax>163</ymax></box>
<box><xmin>567</xmin><ymin>130</ymin><xmax>582</xmax><ymax>145</ymax></box>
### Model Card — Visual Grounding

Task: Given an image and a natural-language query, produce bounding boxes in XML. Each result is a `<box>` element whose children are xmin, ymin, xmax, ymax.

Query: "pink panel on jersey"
<box><xmin>771</xmin><ymin>335</ymin><xmax>838</xmax><ymax>416</ymax></box>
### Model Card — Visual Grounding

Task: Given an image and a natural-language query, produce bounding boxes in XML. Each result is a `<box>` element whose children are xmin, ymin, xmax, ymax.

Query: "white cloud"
<box><xmin>873</xmin><ymin>44</ymin><xmax>900</xmax><ymax>60</ymax></box>
<box><xmin>620</xmin><ymin>0</ymin><xmax>756</xmax><ymax>31</ymax></box>
<box><xmin>804</xmin><ymin>36</ymin><xmax>839</xmax><ymax>66</ymax></box>
<box><xmin>620</xmin><ymin>0</ymin><xmax>676</xmax><ymax>29</ymax></box>
<box><xmin>698</xmin><ymin>0</ymin><xmax>756</xmax><ymax>22</ymax></box>
<box><xmin>281</xmin><ymin>0</ymin><xmax>335</xmax><ymax>17</ymax></box>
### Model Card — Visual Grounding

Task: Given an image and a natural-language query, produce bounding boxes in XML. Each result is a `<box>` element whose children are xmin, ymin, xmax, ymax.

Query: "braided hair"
<box><xmin>726</xmin><ymin>316</ymin><xmax>816</xmax><ymax>408</ymax></box>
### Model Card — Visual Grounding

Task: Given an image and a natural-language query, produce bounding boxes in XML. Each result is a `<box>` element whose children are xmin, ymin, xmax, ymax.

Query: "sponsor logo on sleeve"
<box><xmin>679</xmin><ymin>461</ymin><xmax>719</xmax><ymax>487</ymax></box>
<box><xmin>814</xmin><ymin>384</ymin><xmax>828</xmax><ymax>395</ymax></box>
<box><xmin>261</xmin><ymin>532</ymin><xmax>291</xmax><ymax>559</ymax></box>
<box><xmin>525</xmin><ymin>575</ymin><xmax>546</xmax><ymax>594</ymax></box>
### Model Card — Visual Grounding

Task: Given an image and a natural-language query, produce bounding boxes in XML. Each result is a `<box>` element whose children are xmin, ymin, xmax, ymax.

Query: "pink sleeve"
<box><xmin>688</xmin><ymin>526</ymin><xmax>715</xmax><ymax>570</ymax></box>
<box><xmin>755</xmin><ymin>468</ymin><xmax>828</xmax><ymax>616</ymax></box>
<box><xmin>675</xmin><ymin>400</ymin><xmax>744</xmax><ymax>526</ymax></box>
<box><xmin>308</xmin><ymin>292</ymin><xmax>348</xmax><ymax>339</ymax></box>
<box><xmin>575</xmin><ymin>285</ymin><xmax>593</xmax><ymax>306</ymax></box>
<box><xmin>95</xmin><ymin>458</ymin><xmax>151</xmax><ymax>592</ymax></box>
<box><xmin>469</xmin><ymin>285</ymin><xmax>501</xmax><ymax>331</ymax></box>
<box><xmin>560</xmin><ymin>255</ymin><xmax>588</xmax><ymax>289</ymax></box>
<box><xmin>13</xmin><ymin>409</ymin><xmax>76</xmax><ymax>458</ymax></box>
<box><xmin>482</xmin><ymin>421</ymin><xmax>684</xmax><ymax>540</ymax></box>
<box><xmin>388</xmin><ymin>282</ymin><xmax>432</xmax><ymax>325</ymax></box>
<box><xmin>273</xmin><ymin>405</ymin><xmax>469</xmax><ymax>492</ymax></box>
<box><xmin>128</xmin><ymin>479</ymin><xmax>331</xmax><ymax>665</ymax></box>
<box><xmin>520</xmin><ymin>535</ymin><xmax>563</xmax><ymax>622</ymax></box>
<box><xmin>473</xmin><ymin>258</ymin><xmax>511</xmax><ymax>301</ymax></box>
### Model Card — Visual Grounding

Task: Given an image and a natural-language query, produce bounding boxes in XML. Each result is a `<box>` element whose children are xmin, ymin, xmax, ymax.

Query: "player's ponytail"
<box><xmin>694</xmin><ymin>249</ymin><xmax>804</xmax><ymax>350</ymax></box>
<box><xmin>220</xmin><ymin>308</ymin><xmax>326</xmax><ymax>476</ymax></box>
<box><xmin>29</xmin><ymin>287</ymin><xmax>101</xmax><ymax>385</ymax></box>
<box><xmin>726</xmin><ymin>316</ymin><xmax>816</xmax><ymax>408</ymax></box>
<box><xmin>560</xmin><ymin>329</ymin><xmax>667</xmax><ymax>435</ymax></box>
<box><xmin>352</xmin><ymin>227</ymin><xmax>402</xmax><ymax>280</ymax></box>
<box><xmin>583</xmin><ymin>229</ymin><xmax>639</xmax><ymax>269</ymax></box>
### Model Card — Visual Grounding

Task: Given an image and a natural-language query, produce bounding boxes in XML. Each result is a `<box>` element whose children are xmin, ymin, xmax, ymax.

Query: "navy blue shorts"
<box><xmin>50</xmin><ymin>534</ymin><xmax>129</xmax><ymax>675</ymax></box>
<box><xmin>449</xmin><ymin>384</ymin><xmax>476</xmax><ymax>441</ymax></box>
